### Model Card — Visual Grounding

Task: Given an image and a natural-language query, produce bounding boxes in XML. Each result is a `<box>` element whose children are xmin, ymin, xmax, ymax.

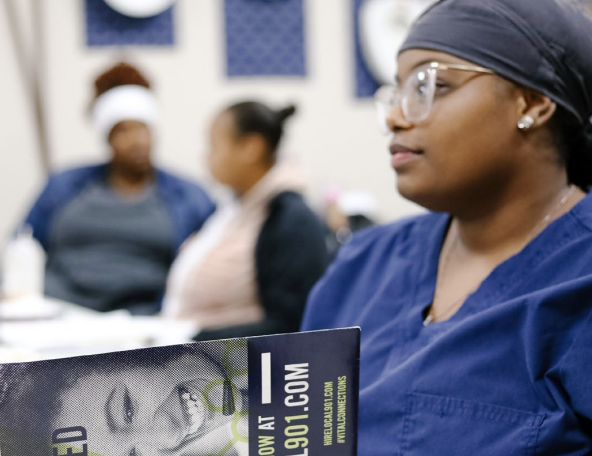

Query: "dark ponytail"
<box><xmin>551</xmin><ymin>106</ymin><xmax>592</xmax><ymax>191</ymax></box>
<box><xmin>226</xmin><ymin>101</ymin><xmax>297</xmax><ymax>157</ymax></box>
<box><xmin>277</xmin><ymin>105</ymin><xmax>297</xmax><ymax>123</ymax></box>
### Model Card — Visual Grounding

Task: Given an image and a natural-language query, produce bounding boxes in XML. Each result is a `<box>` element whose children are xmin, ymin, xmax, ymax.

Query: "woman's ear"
<box><xmin>241</xmin><ymin>133</ymin><xmax>268</xmax><ymax>164</ymax></box>
<box><xmin>517</xmin><ymin>88</ymin><xmax>557</xmax><ymax>129</ymax></box>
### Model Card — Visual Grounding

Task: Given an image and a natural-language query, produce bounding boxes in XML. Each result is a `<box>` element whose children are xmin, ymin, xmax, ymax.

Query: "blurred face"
<box><xmin>207</xmin><ymin>111</ymin><xmax>247</xmax><ymax>190</ymax></box>
<box><xmin>109</xmin><ymin>120</ymin><xmax>153</xmax><ymax>175</ymax></box>
<box><xmin>386</xmin><ymin>49</ymin><xmax>524</xmax><ymax>212</ymax></box>
<box><xmin>52</xmin><ymin>352</ymin><xmax>245</xmax><ymax>456</ymax></box>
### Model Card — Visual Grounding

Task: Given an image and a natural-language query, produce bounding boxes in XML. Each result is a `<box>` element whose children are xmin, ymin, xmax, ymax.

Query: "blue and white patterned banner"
<box><xmin>85</xmin><ymin>0</ymin><xmax>175</xmax><ymax>47</ymax></box>
<box><xmin>353</xmin><ymin>0</ymin><xmax>380</xmax><ymax>98</ymax></box>
<box><xmin>225</xmin><ymin>0</ymin><xmax>307</xmax><ymax>77</ymax></box>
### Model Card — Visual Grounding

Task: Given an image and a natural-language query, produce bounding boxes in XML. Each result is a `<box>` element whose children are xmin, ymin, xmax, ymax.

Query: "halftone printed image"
<box><xmin>0</xmin><ymin>329</ymin><xmax>360</xmax><ymax>456</ymax></box>
<box><xmin>0</xmin><ymin>341</ymin><xmax>248</xmax><ymax>456</ymax></box>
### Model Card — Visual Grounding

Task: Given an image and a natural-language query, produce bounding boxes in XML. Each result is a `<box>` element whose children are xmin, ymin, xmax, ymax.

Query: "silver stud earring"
<box><xmin>517</xmin><ymin>115</ymin><xmax>534</xmax><ymax>131</ymax></box>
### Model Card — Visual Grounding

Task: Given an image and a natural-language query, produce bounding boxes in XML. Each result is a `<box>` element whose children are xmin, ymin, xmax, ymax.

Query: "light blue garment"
<box><xmin>45</xmin><ymin>180</ymin><xmax>174</xmax><ymax>313</ymax></box>
<box><xmin>24</xmin><ymin>163</ymin><xmax>215</xmax><ymax>252</ymax></box>
<box><xmin>23</xmin><ymin>163</ymin><xmax>215</xmax><ymax>312</ymax></box>
<box><xmin>301</xmin><ymin>192</ymin><xmax>592</xmax><ymax>456</ymax></box>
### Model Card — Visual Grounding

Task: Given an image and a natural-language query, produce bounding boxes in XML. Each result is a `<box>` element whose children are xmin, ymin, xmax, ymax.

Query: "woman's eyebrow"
<box><xmin>397</xmin><ymin>59</ymin><xmax>436</xmax><ymax>84</ymax></box>
<box><xmin>397</xmin><ymin>57</ymin><xmax>469</xmax><ymax>84</ymax></box>
<box><xmin>105</xmin><ymin>388</ymin><xmax>118</xmax><ymax>433</ymax></box>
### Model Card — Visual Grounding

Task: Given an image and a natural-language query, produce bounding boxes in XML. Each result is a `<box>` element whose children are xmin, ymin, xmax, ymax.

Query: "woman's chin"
<box><xmin>396</xmin><ymin>181</ymin><xmax>449</xmax><ymax>213</ymax></box>
<box><xmin>396</xmin><ymin>177</ymin><xmax>427</xmax><ymax>205</ymax></box>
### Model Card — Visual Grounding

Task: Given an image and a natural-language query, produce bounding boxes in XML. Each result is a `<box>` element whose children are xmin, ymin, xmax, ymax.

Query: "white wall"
<box><xmin>0</xmin><ymin>0</ymin><xmax>424</xmax><ymax>244</ymax></box>
<box><xmin>1</xmin><ymin>0</ymin><xmax>45</xmax><ymax>242</ymax></box>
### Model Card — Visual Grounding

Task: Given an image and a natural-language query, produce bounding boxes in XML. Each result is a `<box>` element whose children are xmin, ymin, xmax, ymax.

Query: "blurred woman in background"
<box><xmin>163</xmin><ymin>101</ymin><xmax>327</xmax><ymax>340</ymax></box>
<box><xmin>24</xmin><ymin>62</ymin><xmax>215</xmax><ymax>314</ymax></box>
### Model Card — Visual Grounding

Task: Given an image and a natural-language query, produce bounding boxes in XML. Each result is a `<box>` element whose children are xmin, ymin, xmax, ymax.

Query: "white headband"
<box><xmin>91</xmin><ymin>85</ymin><xmax>159</xmax><ymax>139</ymax></box>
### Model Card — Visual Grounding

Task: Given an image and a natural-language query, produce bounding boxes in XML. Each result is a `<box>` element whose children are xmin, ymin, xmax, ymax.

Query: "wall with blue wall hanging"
<box><xmin>225</xmin><ymin>0</ymin><xmax>306</xmax><ymax>77</ymax></box>
<box><xmin>353</xmin><ymin>0</ymin><xmax>380</xmax><ymax>98</ymax></box>
<box><xmin>85</xmin><ymin>0</ymin><xmax>175</xmax><ymax>47</ymax></box>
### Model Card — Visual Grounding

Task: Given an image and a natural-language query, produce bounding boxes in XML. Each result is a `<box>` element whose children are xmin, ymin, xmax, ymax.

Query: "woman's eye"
<box><xmin>124</xmin><ymin>390</ymin><xmax>134</xmax><ymax>424</ymax></box>
<box><xmin>433</xmin><ymin>81</ymin><xmax>451</xmax><ymax>97</ymax></box>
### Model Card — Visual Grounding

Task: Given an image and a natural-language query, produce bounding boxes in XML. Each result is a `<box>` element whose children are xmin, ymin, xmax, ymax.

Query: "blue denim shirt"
<box><xmin>301</xmin><ymin>193</ymin><xmax>592</xmax><ymax>456</ymax></box>
<box><xmin>24</xmin><ymin>163</ymin><xmax>216</xmax><ymax>252</ymax></box>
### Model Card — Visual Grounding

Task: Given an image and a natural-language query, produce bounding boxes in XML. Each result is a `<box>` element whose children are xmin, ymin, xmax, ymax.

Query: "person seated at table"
<box><xmin>301</xmin><ymin>0</ymin><xmax>592</xmax><ymax>454</ymax></box>
<box><xmin>162</xmin><ymin>101</ymin><xmax>327</xmax><ymax>340</ymax></box>
<box><xmin>23</xmin><ymin>62</ymin><xmax>215</xmax><ymax>315</ymax></box>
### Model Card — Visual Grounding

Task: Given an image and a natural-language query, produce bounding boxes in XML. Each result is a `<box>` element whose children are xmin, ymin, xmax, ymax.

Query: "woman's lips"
<box><xmin>169</xmin><ymin>378</ymin><xmax>236</xmax><ymax>453</ymax></box>
<box><xmin>173</xmin><ymin>380</ymin><xmax>212</xmax><ymax>448</ymax></box>
<box><xmin>390</xmin><ymin>143</ymin><xmax>423</xmax><ymax>168</ymax></box>
<box><xmin>153</xmin><ymin>379</ymin><xmax>240</xmax><ymax>455</ymax></box>
<box><xmin>178</xmin><ymin>386</ymin><xmax>206</xmax><ymax>434</ymax></box>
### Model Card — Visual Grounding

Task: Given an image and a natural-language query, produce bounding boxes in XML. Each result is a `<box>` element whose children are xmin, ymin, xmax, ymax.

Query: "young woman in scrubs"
<box><xmin>301</xmin><ymin>0</ymin><xmax>592</xmax><ymax>454</ymax></box>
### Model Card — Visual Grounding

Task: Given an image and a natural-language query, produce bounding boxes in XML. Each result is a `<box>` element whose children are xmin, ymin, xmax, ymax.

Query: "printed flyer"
<box><xmin>0</xmin><ymin>328</ymin><xmax>360</xmax><ymax>456</ymax></box>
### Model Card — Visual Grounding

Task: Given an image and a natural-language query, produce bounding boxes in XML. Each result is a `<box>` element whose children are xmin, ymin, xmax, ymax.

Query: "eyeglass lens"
<box><xmin>402</xmin><ymin>66</ymin><xmax>436</xmax><ymax>123</ymax></box>
<box><xmin>374</xmin><ymin>65</ymin><xmax>438</xmax><ymax>131</ymax></box>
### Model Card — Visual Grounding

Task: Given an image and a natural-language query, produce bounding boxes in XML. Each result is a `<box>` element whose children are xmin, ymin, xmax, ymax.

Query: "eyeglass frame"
<box><xmin>374</xmin><ymin>61</ymin><xmax>496</xmax><ymax>128</ymax></box>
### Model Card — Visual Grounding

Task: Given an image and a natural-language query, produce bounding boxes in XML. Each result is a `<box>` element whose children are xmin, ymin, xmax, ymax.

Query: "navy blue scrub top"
<box><xmin>301</xmin><ymin>192</ymin><xmax>592</xmax><ymax>456</ymax></box>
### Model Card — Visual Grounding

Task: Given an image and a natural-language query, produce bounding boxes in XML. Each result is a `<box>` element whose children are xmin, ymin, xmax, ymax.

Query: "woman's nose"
<box><xmin>130</xmin><ymin>129</ymin><xmax>151</xmax><ymax>148</ymax></box>
<box><xmin>386</xmin><ymin>104</ymin><xmax>413</xmax><ymax>133</ymax></box>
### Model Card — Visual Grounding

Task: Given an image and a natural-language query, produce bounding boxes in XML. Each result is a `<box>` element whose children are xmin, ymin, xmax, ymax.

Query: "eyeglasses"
<box><xmin>374</xmin><ymin>62</ymin><xmax>495</xmax><ymax>131</ymax></box>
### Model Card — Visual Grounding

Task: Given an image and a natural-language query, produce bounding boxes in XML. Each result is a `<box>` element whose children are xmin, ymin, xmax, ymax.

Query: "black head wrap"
<box><xmin>399</xmin><ymin>0</ymin><xmax>592</xmax><ymax>129</ymax></box>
